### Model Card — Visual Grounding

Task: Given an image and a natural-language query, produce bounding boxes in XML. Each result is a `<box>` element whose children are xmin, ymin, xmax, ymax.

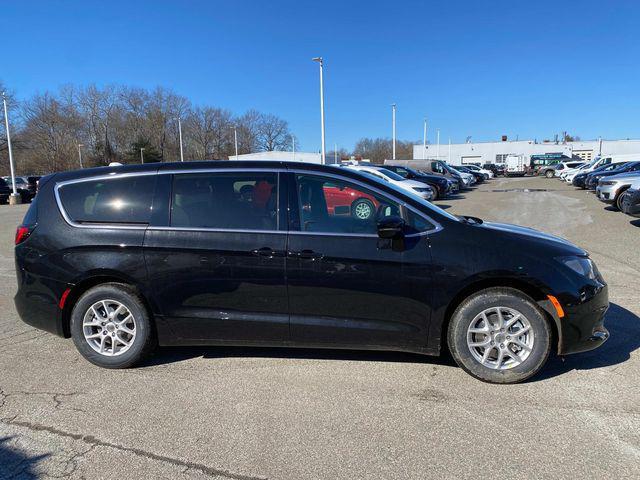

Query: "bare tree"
<box><xmin>256</xmin><ymin>113</ymin><xmax>293</xmax><ymax>151</ymax></box>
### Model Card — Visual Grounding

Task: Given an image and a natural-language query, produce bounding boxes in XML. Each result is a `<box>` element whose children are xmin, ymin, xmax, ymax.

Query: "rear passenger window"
<box><xmin>58</xmin><ymin>175</ymin><xmax>156</xmax><ymax>224</ymax></box>
<box><xmin>171</xmin><ymin>172</ymin><xmax>278</xmax><ymax>230</ymax></box>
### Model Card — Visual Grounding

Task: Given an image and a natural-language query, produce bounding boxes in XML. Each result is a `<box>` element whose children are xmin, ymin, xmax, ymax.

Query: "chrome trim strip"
<box><xmin>148</xmin><ymin>226</ymin><xmax>284</xmax><ymax>235</ymax></box>
<box><xmin>53</xmin><ymin>165</ymin><xmax>443</xmax><ymax>235</ymax></box>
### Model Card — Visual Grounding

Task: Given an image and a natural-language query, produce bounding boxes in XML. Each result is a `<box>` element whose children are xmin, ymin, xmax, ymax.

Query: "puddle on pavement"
<box><xmin>489</xmin><ymin>188</ymin><xmax>554</xmax><ymax>193</ymax></box>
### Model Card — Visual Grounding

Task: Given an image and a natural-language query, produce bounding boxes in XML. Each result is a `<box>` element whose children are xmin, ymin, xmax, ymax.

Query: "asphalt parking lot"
<box><xmin>1</xmin><ymin>175</ymin><xmax>639</xmax><ymax>480</ymax></box>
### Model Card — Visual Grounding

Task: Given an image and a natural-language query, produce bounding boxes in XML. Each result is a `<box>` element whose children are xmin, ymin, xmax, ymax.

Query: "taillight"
<box><xmin>15</xmin><ymin>226</ymin><xmax>32</xmax><ymax>245</ymax></box>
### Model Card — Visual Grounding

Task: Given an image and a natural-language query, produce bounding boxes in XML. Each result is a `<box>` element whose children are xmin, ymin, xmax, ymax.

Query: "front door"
<box><xmin>144</xmin><ymin>170</ymin><xmax>289</xmax><ymax>343</ymax></box>
<box><xmin>285</xmin><ymin>172</ymin><xmax>434</xmax><ymax>351</ymax></box>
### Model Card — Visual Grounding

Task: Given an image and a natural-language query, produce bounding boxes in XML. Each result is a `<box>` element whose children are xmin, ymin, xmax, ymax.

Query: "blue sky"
<box><xmin>3</xmin><ymin>0</ymin><xmax>640</xmax><ymax>151</ymax></box>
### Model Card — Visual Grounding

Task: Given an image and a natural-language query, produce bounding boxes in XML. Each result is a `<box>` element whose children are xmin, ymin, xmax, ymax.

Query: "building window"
<box><xmin>496</xmin><ymin>154</ymin><xmax>509</xmax><ymax>164</ymax></box>
<box><xmin>572</xmin><ymin>150</ymin><xmax>593</xmax><ymax>161</ymax></box>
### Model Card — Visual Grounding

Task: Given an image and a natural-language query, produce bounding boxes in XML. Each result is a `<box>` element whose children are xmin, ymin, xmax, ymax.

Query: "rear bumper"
<box><xmin>14</xmin><ymin>268</ymin><xmax>70</xmax><ymax>338</ymax></box>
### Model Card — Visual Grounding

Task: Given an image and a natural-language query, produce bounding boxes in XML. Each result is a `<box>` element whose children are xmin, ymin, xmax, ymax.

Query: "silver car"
<box><xmin>596</xmin><ymin>172</ymin><xmax>640</xmax><ymax>210</ymax></box>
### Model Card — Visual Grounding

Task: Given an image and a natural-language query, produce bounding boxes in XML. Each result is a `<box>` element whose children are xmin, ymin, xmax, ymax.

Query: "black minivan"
<box><xmin>14</xmin><ymin>161</ymin><xmax>609</xmax><ymax>383</ymax></box>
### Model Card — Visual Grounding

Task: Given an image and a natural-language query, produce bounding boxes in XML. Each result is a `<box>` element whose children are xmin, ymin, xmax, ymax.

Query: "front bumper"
<box><xmin>621</xmin><ymin>188</ymin><xmax>640</xmax><ymax>217</ymax></box>
<box><xmin>540</xmin><ymin>282</ymin><xmax>610</xmax><ymax>355</ymax></box>
<box><xmin>596</xmin><ymin>184</ymin><xmax>618</xmax><ymax>202</ymax></box>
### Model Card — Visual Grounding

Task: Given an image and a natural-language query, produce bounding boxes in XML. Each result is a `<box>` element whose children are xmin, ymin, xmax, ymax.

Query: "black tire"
<box><xmin>70</xmin><ymin>283</ymin><xmax>157</xmax><ymax>368</ymax></box>
<box><xmin>428</xmin><ymin>184</ymin><xmax>439</xmax><ymax>201</ymax></box>
<box><xmin>545</xmin><ymin>169</ymin><xmax>554</xmax><ymax>178</ymax></box>
<box><xmin>447</xmin><ymin>287</ymin><xmax>552</xmax><ymax>384</ymax></box>
<box><xmin>351</xmin><ymin>198</ymin><xmax>375</xmax><ymax>220</ymax></box>
<box><xmin>615</xmin><ymin>189</ymin><xmax>629</xmax><ymax>211</ymax></box>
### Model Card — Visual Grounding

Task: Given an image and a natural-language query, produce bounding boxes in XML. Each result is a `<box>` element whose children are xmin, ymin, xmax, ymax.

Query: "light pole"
<box><xmin>234</xmin><ymin>126</ymin><xmax>238</xmax><ymax>160</ymax></box>
<box><xmin>448</xmin><ymin>138</ymin><xmax>451</xmax><ymax>163</ymax></box>
<box><xmin>312</xmin><ymin>57</ymin><xmax>326</xmax><ymax>165</ymax></box>
<box><xmin>292</xmin><ymin>135</ymin><xmax>296</xmax><ymax>162</ymax></box>
<box><xmin>334</xmin><ymin>143</ymin><xmax>338</xmax><ymax>164</ymax></box>
<box><xmin>2</xmin><ymin>91</ymin><xmax>19</xmax><ymax>204</ymax></box>
<box><xmin>140</xmin><ymin>148</ymin><xmax>145</xmax><ymax>164</ymax></box>
<box><xmin>423</xmin><ymin>118</ymin><xmax>427</xmax><ymax>160</ymax></box>
<box><xmin>391</xmin><ymin>103</ymin><xmax>397</xmax><ymax>160</ymax></box>
<box><xmin>436</xmin><ymin>129</ymin><xmax>440</xmax><ymax>159</ymax></box>
<box><xmin>177</xmin><ymin>117</ymin><xmax>184</xmax><ymax>162</ymax></box>
<box><xmin>77</xmin><ymin>143</ymin><xmax>84</xmax><ymax>168</ymax></box>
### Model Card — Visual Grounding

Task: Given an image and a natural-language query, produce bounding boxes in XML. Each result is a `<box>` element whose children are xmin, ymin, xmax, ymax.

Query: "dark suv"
<box><xmin>15</xmin><ymin>161</ymin><xmax>610</xmax><ymax>383</ymax></box>
<box><xmin>383</xmin><ymin>164</ymin><xmax>456</xmax><ymax>199</ymax></box>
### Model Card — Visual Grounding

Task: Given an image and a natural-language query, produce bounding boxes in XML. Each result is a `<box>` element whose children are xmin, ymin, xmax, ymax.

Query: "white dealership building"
<box><xmin>412</xmin><ymin>139</ymin><xmax>640</xmax><ymax>166</ymax></box>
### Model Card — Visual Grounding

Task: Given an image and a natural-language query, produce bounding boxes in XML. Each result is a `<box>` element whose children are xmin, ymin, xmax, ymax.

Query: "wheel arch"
<box><xmin>439</xmin><ymin>277</ymin><xmax>560</xmax><ymax>355</ymax></box>
<box><xmin>61</xmin><ymin>271</ymin><xmax>155</xmax><ymax>338</ymax></box>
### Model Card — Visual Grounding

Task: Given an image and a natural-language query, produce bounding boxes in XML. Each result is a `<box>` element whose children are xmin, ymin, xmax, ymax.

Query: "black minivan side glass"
<box><xmin>170</xmin><ymin>172</ymin><xmax>278</xmax><ymax>231</ymax></box>
<box><xmin>294</xmin><ymin>174</ymin><xmax>401</xmax><ymax>235</ymax></box>
<box><xmin>58</xmin><ymin>175</ymin><xmax>157</xmax><ymax>224</ymax></box>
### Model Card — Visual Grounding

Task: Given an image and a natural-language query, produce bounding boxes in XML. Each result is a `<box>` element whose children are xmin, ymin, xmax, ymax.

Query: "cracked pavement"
<box><xmin>1</xmin><ymin>176</ymin><xmax>639</xmax><ymax>479</ymax></box>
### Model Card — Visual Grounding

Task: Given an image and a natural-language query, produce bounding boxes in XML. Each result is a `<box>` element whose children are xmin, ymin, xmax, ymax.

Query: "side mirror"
<box><xmin>377</xmin><ymin>215</ymin><xmax>405</xmax><ymax>239</ymax></box>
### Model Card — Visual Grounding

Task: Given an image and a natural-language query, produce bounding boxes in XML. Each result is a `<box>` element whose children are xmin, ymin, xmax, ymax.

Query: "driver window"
<box><xmin>295</xmin><ymin>174</ymin><xmax>401</xmax><ymax>234</ymax></box>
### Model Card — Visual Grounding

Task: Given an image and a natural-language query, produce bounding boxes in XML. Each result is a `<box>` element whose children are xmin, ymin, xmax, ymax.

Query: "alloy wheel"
<box><xmin>82</xmin><ymin>299</ymin><xmax>137</xmax><ymax>356</ymax></box>
<box><xmin>353</xmin><ymin>201</ymin><xmax>373</xmax><ymax>219</ymax></box>
<box><xmin>466</xmin><ymin>306</ymin><xmax>534</xmax><ymax>370</ymax></box>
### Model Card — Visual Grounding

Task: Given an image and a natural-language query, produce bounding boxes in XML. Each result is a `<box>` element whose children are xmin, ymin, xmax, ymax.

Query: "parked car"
<box><xmin>620</xmin><ymin>179</ymin><xmax>640</xmax><ymax>217</ymax></box>
<box><xmin>553</xmin><ymin>161</ymin><xmax>585</xmax><ymax>178</ymax></box>
<box><xmin>344</xmin><ymin>165</ymin><xmax>435</xmax><ymax>201</ymax></box>
<box><xmin>2</xmin><ymin>176</ymin><xmax>34</xmax><ymax>203</ymax></box>
<box><xmin>447</xmin><ymin>166</ymin><xmax>476</xmax><ymax>187</ymax></box>
<box><xmin>580</xmin><ymin>163</ymin><xmax>628</xmax><ymax>190</ymax></box>
<box><xmin>463</xmin><ymin>164</ymin><xmax>494</xmax><ymax>179</ymax></box>
<box><xmin>393</xmin><ymin>159</ymin><xmax>470</xmax><ymax>190</ymax></box>
<box><xmin>596</xmin><ymin>172</ymin><xmax>640</xmax><ymax>210</ymax></box>
<box><xmin>26</xmin><ymin>176</ymin><xmax>41</xmax><ymax>197</ymax></box>
<box><xmin>382</xmin><ymin>165</ymin><xmax>456</xmax><ymax>200</ymax></box>
<box><xmin>0</xmin><ymin>177</ymin><xmax>10</xmax><ymax>204</ymax></box>
<box><xmin>14</xmin><ymin>161</ymin><xmax>609</xmax><ymax>384</ymax></box>
<box><xmin>323</xmin><ymin>183</ymin><xmax>380</xmax><ymax>220</ymax></box>
<box><xmin>565</xmin><ymin>156</ymin><xmax>627</xmax><ymax>183</ymax></box>
<box><xmin>454</xmin><ymin>165</ymin><xmax>486</xmax><ymax>183</ymax></box>
<box><xmin>482</xmin><ymin>163</ymin><xmax>502</xmax><ymax>176</ymax></box>
<box><xmin>585</xmin><ymin>161</ymin><xmax>640</xmax><ymax>191</ymax></box>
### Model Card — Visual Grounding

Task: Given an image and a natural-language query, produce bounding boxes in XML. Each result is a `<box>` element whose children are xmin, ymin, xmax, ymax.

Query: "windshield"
<box><xmin>374</xmin><ymin>168</ymin><xmax>406</xmax><ymax>182</ymax></box>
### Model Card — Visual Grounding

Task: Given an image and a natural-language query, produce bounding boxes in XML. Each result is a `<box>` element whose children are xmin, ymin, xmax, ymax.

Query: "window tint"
<box><xmin>171</xmin><ymin>172</ymin><xmax>278</xmax><ymax>230</ymax></box>
<box><xmin>59</xmin><ymin>175</ymin><xmax>156</xmax><ymax>224</ymax></box>
<box><xmin>406</xmin><ymin>209</ymin><xmax>434</xmax><ymax>234</ymax></box>
<box><xmin>295</xmin><ymin>174</ymin><xmax>401</xmax><ymax>234</ymax></box>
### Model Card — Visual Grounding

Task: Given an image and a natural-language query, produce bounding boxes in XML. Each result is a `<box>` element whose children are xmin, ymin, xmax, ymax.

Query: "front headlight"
<box><xmin>413</xmin><ymin>187</ymin><xmax>431</xmax><ymax>193</ymax></box>
<box><xmin>556</xmin><ymin>256</ymin><xmax>598</xmax><ymax>280</ymax></box>
<box><xmin>600</xmin><ymin>180</ymin><xmax>616</xmax><ymax>186</ymax></box>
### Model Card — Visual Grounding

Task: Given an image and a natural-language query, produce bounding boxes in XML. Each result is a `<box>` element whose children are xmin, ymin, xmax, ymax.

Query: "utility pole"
<box><xmin>312</xmin><ymin>57</ymin><xmax>326</xmax><ymax>165</ymax></box>
<box><xmin>140</xmin><ymin>148</ymin><xmax>145</xmax><ymax>164</ymax></box>
<box><xmin>423</xmin><ymin>118</ymin><xmax>427</xmax><ymax>160</ymax></box>
<box><xmin>2</xmin><ymin>92</ymin><xmax>20</xmax><ymax>204</ymax></box>
<box><xmin>178</xmin><ymin>117</ymin><xmax>184</xmax><ymax>161</ymax></box>
<box><xmin>77</xmin><ymin>144</ymin><xmax>84</xmax><ymax>168</ymax></box>
<box><xmin>448</xmin><ymin>138</ymin><xmax>451</xmax><ymax>163</ymax></box>
<box><xmin>234</xmin><ymin>126</ymin><xmax>238</xmax><ymax>160</ymax></box>
<box><xmin>391</xmin><ymin>103</ymin><xmax>397</xmax><ymax>160</ymax></box>
<box><xmin>334</xmin><ymin>143</ymin><xmax>338</xmax><ymax>164</ymax></box>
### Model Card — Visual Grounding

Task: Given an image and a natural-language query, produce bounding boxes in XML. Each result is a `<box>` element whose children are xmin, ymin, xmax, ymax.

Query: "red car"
<box><xmin>323</xmin><ymin>184</ymin><xmax>379</xmax><ymax>220</ymax></box>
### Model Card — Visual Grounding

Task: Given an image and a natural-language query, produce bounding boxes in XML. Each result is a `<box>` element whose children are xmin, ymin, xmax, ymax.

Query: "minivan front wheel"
<box><xmin>447</xmin><ymin>287</ymin><xmax>551</xmax><ymax>384</ymax></box>
<box><xmin>70</xmin><ymin>283</ymin><xmax>156</xmax><ymax>368</ymax></box>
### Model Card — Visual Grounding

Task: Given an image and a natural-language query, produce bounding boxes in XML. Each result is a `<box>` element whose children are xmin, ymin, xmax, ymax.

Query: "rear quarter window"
<box><xmin>58</xmin><ymin>175</ymin><xmax>157</xmax><ymax>224</ymax></box>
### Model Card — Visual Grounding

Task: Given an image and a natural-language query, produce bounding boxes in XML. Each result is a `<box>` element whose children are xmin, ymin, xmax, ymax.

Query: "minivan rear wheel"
<box><xmin>70</xmin><ymin>283</ymin><xmax>156</xmax><ymax>368</ymax></box>
<box><xmin>447</xmin><ymin>287</ymin><xmax>551</xmax><ymax>384</ymax></box>
<box><xmin>545</xmin><ymin>169</ymin><xmax>554</xmax><ymax>178</ymax></box>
